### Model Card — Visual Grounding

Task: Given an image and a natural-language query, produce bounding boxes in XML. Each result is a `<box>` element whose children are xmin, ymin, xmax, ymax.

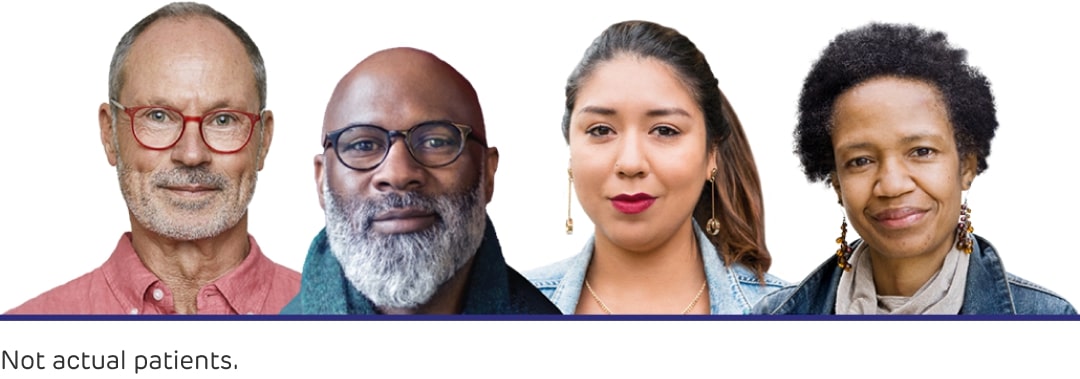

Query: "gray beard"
<box><xmin>322</xmin><ymin>179</ymin><xmax>487</xmax><ymax>311</ymax></box>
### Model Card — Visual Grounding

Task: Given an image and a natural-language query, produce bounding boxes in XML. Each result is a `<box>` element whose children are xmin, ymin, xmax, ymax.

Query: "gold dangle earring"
<box><xmin>956</xmin><ymin>194</ymin><xmax>974</xmax><ymax>254</ymax></box>
<box><xmin>565</xmin><ymin>167</ymin><xmax>574</xmax><ymax>235</ymax></box>
<box><xmin>836</xmin><ymin>216</ymin><xmax>853</xmax><ymax>271</ymax></box>
<box><xmin>706</xmin><ymin>167</ymin><xmax>721</xmax><ymax>236</ymax></box>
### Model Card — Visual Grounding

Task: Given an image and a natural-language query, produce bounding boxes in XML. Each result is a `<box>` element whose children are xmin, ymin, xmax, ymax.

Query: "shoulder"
<box><xmin>6</xmin><ymin>270</ymin><xmax>103</xmax><ymax>314</ymax></box>
<box><xmin>279</xmin><ymin>295</ymin><xmax>302</xmax><ymax>315</ymax></box>
<box><xmin>728</xmin><ymin>263</ymin><xmax>788</xmax><ymax>289</ymax></box>
<box><xmin>727</xmin><ymin>263</ymin><xmax>788</xmax><ymax>303</ymax></box>
<box><xmin>751</xmin><ymin>254</ymin><xmax>845</xmax><ymax>315</ymax></box>
<box><xmin>524</xmin><ymin>251</ymin><xmax>587</xmax><ymax>294</ymax></box>
<box><xmin>506</xmin><ymin>267</ymin><xmax>563</xmax><ymax>314</ymax></box>
<box><xmin>1005</xmin><ymin>273</ymin><xmax>1077</xmax><ymax>315</ymax></box>
<box><xmin>269</xmin><ymin>261</ymin><xmax>301</xmax><ymax>290</ymax></box>
<box><xmin>752</xmin><ymin>285</ymin><xmax>800</xmax><ymax>315</ymax></box>
<box><xmin>968</xmin><ymin>235</ymin><xmax>1076</xmax><ymax>315</ymax></box>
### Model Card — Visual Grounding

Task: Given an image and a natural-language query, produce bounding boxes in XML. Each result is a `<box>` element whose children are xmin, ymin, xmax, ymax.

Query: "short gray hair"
<box><xmin>108</xmin><ymin>2</ymin><xmax>267</xmax><ymax>110</ymax></box>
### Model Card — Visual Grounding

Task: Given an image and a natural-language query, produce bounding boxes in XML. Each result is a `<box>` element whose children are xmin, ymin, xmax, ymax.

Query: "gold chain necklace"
<box><xmin>584</xmin><ymin>279</ymin><xmax>708</xmax><ymax>315</ymax></box>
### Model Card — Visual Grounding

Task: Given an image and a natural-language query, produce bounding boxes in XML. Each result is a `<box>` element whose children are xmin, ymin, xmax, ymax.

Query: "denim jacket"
<box><xmin>526</xmin><ymin>223</ymin><xmax>787</xmax><ymax>314</ymax></box>
<box><xmin>753</xmin><ymin>234</ymin><xmax>1076</xmax><ymax>315</ymax></box>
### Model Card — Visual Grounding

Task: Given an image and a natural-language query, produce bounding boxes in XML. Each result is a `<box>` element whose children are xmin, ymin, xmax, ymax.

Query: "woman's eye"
<box><xmin>651</xmin><ymin>125</ymin><xmax>679</xmax><ymax>136</ymax></box>
<box><xmin>848</xmin><ymin>157</ymin><xmax>872</xmax><ymax>167</ymax></box>
<box><xmin>912</xmin><ymin>147</ymin><xmax>934</xmax><ymax>157</ymax></box>
<box><xmin>585</xmin><ymin>125</ymin><xmax>614</xmax><ymax>137</ymax></box>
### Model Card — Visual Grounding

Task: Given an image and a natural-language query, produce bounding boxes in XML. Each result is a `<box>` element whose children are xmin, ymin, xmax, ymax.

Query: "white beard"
<box><xmin>322</xmin><ymin>177</ymin><xmax>487</xmax><ymax>310</ymax></box>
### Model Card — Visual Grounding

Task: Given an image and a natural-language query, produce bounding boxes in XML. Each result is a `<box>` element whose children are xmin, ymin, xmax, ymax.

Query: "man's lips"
<box><xmin>373</xmin><ymin>208</ymin><xmax>436</xmax><ymax>222</ymax></box>
<box><xmin>610</xmin><ymin>193</ymin><xmax>656</xmax><ymax>214</ymax></box>
<box><xmin>160</xmin><ymin>184</ymin><xmax>219</xmax><ymax>194</ymax></box>
<box><xmin>371</xmin><ymin>208</ymin><xmax>438</xmax><ymax>234</ymax></box>
<box><xmin>870</xmin><ymin>207</ymin><xmax>927</xmax><ymax>229</ymax></box>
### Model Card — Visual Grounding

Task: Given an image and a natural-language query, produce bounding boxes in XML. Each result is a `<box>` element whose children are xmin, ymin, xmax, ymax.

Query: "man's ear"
<box><xmin>483</xmin><ymin>147</ymin><xmax>499</xmax><ymax>204</ymax></box>
<box><xmin>314</xmin><ymin>153</ymin><xmax>326</xmax><ymax>211</ymax></box>
<box><xmin>256</xmin><ymin>110</ymin><xmax>274</xmax><ymax>171</ymax></box>
<box><xmin>960</xmin><ymin>153</ymin><xmax>977</xmax><ymax>190</ymax></box>
<box><xmin>99</xmin><ymin>103</ymin><xmax>118</xmax><ymax>167</ymax></box>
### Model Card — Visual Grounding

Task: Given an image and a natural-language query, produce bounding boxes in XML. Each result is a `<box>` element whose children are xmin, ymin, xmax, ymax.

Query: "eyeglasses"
<box><xmin>323</xmin><ymin>121</ymin><xmax>482</xmax><ymax>171</ymax></box>
<box><xmin>110</xmin><ymin>99</ymin><xmax>262</xmax><ymax>154</ymax></box>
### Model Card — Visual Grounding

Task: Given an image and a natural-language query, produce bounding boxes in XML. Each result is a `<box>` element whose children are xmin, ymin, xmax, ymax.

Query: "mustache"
<box><xmin>360</xmin><ymin>192</ymin><xmax>441</xmax><ymax>223</ymax></box>
<box><xmin>151</xmin><ymin>166</ymin><xmax>227</xmax><ymax>189</ymax></box>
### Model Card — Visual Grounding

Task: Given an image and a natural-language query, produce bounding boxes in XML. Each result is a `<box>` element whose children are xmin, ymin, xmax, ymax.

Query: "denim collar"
<box><xmin>765</xmin><ymin>235</ymin><xmax>1017</xmax><ymax>314</ymax></box>
<box><xmin>546</xmin><ymin>222</ymin><xmax>769</xmax><ymax>314</ymax></box>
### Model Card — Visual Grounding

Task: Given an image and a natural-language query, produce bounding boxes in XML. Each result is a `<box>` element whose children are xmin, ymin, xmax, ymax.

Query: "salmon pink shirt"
<box><xmin>6</xmin><ymin>233</ymin><xmax>300</xmax><ymax>315</ymax></box>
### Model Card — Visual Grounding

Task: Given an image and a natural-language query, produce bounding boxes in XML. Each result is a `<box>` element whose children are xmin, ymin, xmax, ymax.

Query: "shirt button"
<box><xmin>129</xmin><ymin>308</ymin><xmax>139</xmax><ymax>315</ymax></box>
<box><xmin>152</xmin><ymin>288</ymin><xmax>164</xmax><ymax>301</ymax></box>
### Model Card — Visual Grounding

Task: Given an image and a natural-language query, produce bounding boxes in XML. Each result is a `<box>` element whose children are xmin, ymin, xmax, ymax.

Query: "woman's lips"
<box><xmin>610</xmin><ymin>193</ymin><xmax>656</xmax><ymax>214</ymax></box>
<box><xmin>871</xmin><ymin>207</ymin><xmax>927</xmax><ymax>229</ymax></box>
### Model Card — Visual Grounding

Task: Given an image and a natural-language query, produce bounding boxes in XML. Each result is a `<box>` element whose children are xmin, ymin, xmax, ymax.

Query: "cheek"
<box><xmin>569</xmin><ymin>144</ymin><xmax>611</xmax><ymax>198</ymax></box>
<box><xmin>836</xmin><ymin>175</ymin><xmax>870</xmax><ymax>210</ymax></box>
<box><xmin>324</xmin><ymin>164</ymin><xmax>366</xmax><ymax>195</ymax></box>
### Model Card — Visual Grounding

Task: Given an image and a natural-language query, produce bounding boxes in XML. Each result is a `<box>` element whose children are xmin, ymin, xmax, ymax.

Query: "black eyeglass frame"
<box><xmin>322</xmin><ymin>120</ymin><xmax>484</xmax><ymax>171</ymax></box>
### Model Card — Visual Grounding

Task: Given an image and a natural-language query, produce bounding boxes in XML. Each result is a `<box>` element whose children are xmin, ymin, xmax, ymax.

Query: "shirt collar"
<box><xmin>100</xmin><ymin>233</ymin><xmax>161</xmax><ymax>313</ymax></box>
<box><xmin>211</xmin><ymin>235</ymin><xmax>275</xmax><ymax>314</ymax></box>
<box><xmin>99</xmin><ymin>232</ymin><xmax>272</xmax><ymax>314</ymax></box>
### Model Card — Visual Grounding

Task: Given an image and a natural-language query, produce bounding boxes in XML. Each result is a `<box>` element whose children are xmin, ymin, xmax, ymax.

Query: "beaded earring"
<box><xmin>956</xmin><ymin>199</ymin><xmax>974</xmax><ymax>254</ymax></box>
<box><xmin>836</xmin><ymin>217</ymin><xmax>853</xmax><ymax>271</ymax></box>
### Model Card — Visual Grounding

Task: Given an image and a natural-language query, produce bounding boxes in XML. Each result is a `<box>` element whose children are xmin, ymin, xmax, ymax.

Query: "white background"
<box><xmin>0</xmin><ymin>320</ymin><xmax>1073</xmax><ymax>377</ymax></box>
<box><xmin>1</xmin><ymin>0</ymin><xmax>1078</xmax><ymax>312</ymax></box>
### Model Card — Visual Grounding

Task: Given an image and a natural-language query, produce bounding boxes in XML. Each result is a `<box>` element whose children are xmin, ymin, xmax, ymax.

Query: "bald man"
<box><xmin>282</xmin><ymin>48</ymin><xmax>559</xmax><ymax>315</ymax></box>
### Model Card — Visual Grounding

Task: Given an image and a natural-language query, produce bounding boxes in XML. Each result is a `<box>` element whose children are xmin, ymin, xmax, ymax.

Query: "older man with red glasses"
<box><xmin>7</xmin><ymin>2</ymin><xmax>299</xmax><ymax>315</ymax></box>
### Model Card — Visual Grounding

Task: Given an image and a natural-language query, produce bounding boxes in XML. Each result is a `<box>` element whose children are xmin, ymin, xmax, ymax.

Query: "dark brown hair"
<box><xmin>562</xmin><ymin>20</ymin><xmax>771</xmax><ymax>280</ymax></box>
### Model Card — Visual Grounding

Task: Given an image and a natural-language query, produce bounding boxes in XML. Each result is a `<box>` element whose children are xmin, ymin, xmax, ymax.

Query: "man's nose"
<box><xmin>170</xmin><ymin>118</ymin><xmax>212</xmax><ymax>167</ymax></box>
<box><xmin>370</xmin><ymin>137</ymin><xmax>425</xmax><ymax>192</ymax></box>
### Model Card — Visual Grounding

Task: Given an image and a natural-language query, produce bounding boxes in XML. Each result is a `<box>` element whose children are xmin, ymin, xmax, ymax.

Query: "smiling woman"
<box><xmin>755</xmin><ymin>22</ymin><xmax>1076</xmax><ymax>315</ymax></box>
<box><xmin>525</xmin><ymin>20</ymin><xmax>787</xmax><ymax>315</ymax></box>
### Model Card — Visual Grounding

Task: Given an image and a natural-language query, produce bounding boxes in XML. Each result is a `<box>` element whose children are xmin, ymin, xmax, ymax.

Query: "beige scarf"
<box><xmin>835</xmin><ymin>242</ymin><xmax>969</xmax><ymax>314</ymax></box>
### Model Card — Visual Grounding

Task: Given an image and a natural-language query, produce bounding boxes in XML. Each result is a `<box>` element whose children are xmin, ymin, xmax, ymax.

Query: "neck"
<box><xmin>579</xmin><ymin>219</ymin><xmax>708</xmax><ymax>314</ymax></box>
<box><xmin>868</xmin><ymin>237</ymin><xmax>955</xmax><ymax>297</ymax></box>
<box><xmin>129</xmin><ymin>213</ymin><xmax>251</xmax><ymax>314</ymax></box>
<box><xmin>378</xmin><ymin>255</ymin><xmax>475</xmax><ymax>315</ymax></box>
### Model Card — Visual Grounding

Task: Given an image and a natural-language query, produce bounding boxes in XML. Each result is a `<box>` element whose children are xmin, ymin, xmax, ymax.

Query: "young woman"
<box><xmin>756</xmin><ymin>23</ymin><xmax>1075</xmax><ymax>315</ymax></box>
<box><xmin>527</xmin><ymin>20</ymin><xmax>785</xmax><ymax>314</ymax></box>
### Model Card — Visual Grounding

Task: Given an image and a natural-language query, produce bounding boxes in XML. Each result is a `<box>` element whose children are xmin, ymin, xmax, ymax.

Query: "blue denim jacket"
<box><xmin>753</xmin><ymin>234</ymin><xmax>1076</xmax><ymax>315</ymax></box>
<box><xmin>526</xmin><ymin>223</ymin><xmax>787</xmax><ymax>314</ymax></box>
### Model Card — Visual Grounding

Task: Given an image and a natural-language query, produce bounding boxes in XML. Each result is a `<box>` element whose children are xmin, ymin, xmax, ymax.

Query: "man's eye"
<box><xmin>344</xmin><ymin>139</ymin><xmax>379</xmax><ymax>152</ymax></box>
<box><xmin>422</xmin><ymin>138</ymin><xmax>451</xmax><ymax>148</ymax></box>
<box><xmin>145</xmin><ymin>109</ymin><xmax>172</xmax><ymax>122</ymax></box>
<box><xmin>211</xmin><ymin>113</ymin><xmax>240</xmax><ymax>126</ymax></box>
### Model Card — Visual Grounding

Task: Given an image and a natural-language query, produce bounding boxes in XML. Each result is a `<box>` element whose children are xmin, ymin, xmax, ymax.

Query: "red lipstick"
<box><xmin>610</xmin><ymin>193</ymin><xmax>656</xmax><ymax>214</ymax></box>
